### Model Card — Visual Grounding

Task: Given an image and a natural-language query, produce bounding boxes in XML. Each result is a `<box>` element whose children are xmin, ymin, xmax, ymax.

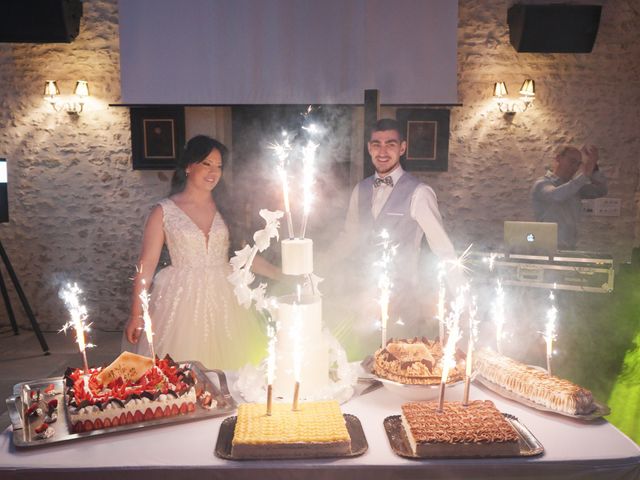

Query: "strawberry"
<box><xmin>133</xmin><ymin>410</ymin><xmax>144</xmax><ymax>423</ymax></box>
<box><xmin>170</xmin><ymin>404</ymin><xmax>179</xmax><ymax>416</ymax></box>
<box><xmin>154</xmin><ymin>407</ymin><xmax>164</xmax><ymax>418</ymax></box>
<box><xmin>187</xmin><ymin>402</ymin><xmax>195</xmax><ymax>412</ymax></box>
<box><xmin>164</xmin><ymin>406</ymin><xmax>171</xmax><ymax>417</ymax></box>
<box><xmin>26</xmin><ymin>404</ymin><xmax>41</xmax><ymax>417</ymax></box>
<box><xmin>111</xmin><ymin>416</ymin><xmax>119</xmax><ymax>427</ymax></box>
<box><xmin>73</xmin><ymin>422</ymin><xmax>83</xmax><ymax>433</ymax></box>
<box><xmin>35</xmin><ymin>423</ymin><xmax>49</xmax><ymax>434</ymax></box>
<box><xmin>83</xmin><ymin>420</ymin><xmax>94</xmax><ymax>432</ymax></box>
<box><xmin>103</xmin><ymin>418</ymin><xmax>111</xmax><ymax>428</ymax></box>
<box><xmin>44</xmin><ymin>384</ymin><xmax>55</xmax><ymax>394</ymax></box>
<box><xmin>179</xmin><ymin>403</ymin><xmax>188</xmax><ymax>415</ymax></box>
<box><xmin>143</xmin><ymin>408</ymin><xmax>153</xmax><ymax>421</ymax></box>
<box><xmin>126</xmin><ymin>412</ymin><xmax>134</xmax><ymax>424</ymax></box>
<box><xmin>47</xmin><ymin>399</ymin><xmax>58</xmax><ymax>411</ymax></box>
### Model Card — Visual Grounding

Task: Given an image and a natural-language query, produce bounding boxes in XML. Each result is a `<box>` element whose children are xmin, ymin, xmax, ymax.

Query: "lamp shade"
<box><xmin>519</xmin><ymin>79</ymin><xmax>535</xmax><ymax>97</ymax></box>
<box><xmin>493</xmin><ymin>82</ymin><xmax>508</xmax><ymax>97</ymax></box>
<box><xmin>43</xmin><ymin>80</ymin><xmax>60</xmax><ymax>97</ymax></box>
<box><xmin>74</xmin><ymin>80</ymin><xmax>90</xmax><ymax>97</ymax></box>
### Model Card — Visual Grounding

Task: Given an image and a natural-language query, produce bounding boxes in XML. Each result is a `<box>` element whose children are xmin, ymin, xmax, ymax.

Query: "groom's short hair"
<box><xmin>369</xmin><ymin>118</ymin><xmax>404</xmax><ymax>140</ymax></box>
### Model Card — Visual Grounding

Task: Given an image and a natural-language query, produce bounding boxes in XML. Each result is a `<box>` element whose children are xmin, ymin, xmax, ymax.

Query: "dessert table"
<box><xmin>1</xmin><ymin>379</ymin><xmax>638</xmax><ymax>480</ymax></box>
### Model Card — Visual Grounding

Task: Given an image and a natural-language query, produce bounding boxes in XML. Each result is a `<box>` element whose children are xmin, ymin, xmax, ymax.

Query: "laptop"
<box><xmin>504</xmin><ymin>221</ymin><xmax>558</xmax><ymax>257</ymax></box>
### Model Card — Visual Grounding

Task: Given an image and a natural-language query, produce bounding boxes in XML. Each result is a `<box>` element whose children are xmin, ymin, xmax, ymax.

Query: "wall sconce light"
<box><xmin>493</xmin><ymin>79</ymin><xmax>535</xmax><ymax>113</ymax></box>
<box><xmin>43</xmin><ymin>80</ymin><xmax>90</xmax><ymax>114</ymax></box>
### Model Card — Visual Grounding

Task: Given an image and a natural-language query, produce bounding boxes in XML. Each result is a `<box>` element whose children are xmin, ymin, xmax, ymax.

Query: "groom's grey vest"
<box><xmin>357</xmin><ymin>172</ymin><xmax>424</xmax><ymax>288</ymax></box>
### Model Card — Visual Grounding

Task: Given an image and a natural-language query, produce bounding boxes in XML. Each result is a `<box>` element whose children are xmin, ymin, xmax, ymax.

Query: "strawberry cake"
<box><xmin>64</xmin><ymin>353</ymin><xmax>197</xmax><ymax>433</ymax></box>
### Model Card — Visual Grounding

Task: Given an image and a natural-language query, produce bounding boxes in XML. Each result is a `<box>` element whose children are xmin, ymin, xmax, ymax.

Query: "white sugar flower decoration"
<box><xmin>253</xmin><ymin>209</ymin><xmax>284</xmax><ymax>252</ymax></box>
<box><xmin>228</xmin><ymin>209</ymin><xmax>283</xmax><ymax>311</ymax></box>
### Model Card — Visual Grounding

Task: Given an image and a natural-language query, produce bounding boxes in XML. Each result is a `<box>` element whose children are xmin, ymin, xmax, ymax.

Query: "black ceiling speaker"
<box><xmin>507</xmin><ymin>4</ymin><xmax>602</xmax><ymax>53</ymax></box>
<box><xmin>0</xmin><ymin>0</ymin><xmax>83</xmax><ymax>43</ymax></box>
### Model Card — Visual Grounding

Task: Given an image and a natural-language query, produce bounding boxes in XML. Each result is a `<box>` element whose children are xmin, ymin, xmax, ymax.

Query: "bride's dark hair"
<box><xmin>170</xmin><ymin>135</ymin><xmax>240</xmax><ymax>256</ymax></box>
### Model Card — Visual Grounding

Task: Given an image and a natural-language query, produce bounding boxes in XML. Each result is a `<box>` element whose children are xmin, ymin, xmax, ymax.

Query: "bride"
<box><xmin>123</xmin><ymin>135</ymin><xmax>280</xmax><ymax>369</ymax></box>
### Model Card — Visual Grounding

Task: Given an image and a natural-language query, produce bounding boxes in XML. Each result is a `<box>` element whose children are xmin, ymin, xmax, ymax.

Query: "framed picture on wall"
<box><xmin>130</xmin><ymin>107</ymin><xmax>185</xmax><ymax>170</ymax></box>
<box><xmin>396</xmin><ymin>108</ymin><xmax>450</xmax><ymax>172</ymax></box>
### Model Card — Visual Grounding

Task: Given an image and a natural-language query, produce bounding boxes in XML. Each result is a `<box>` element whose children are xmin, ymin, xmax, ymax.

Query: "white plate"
<box><xmin>377</xmin><ymin>377</ymin><xmax>464</xmax><ymax>401</ymax></box>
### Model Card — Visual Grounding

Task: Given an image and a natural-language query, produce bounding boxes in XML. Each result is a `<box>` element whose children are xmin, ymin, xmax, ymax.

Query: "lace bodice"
<box><xmin>159</xmin><ymin>198</ymin><xmax>229</xmax><ymax>268</ymax></box>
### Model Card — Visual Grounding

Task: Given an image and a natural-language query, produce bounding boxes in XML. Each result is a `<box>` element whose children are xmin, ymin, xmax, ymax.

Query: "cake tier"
<box><xmin>273</xmin><ymin>295</ymin><xmax>328</xmax><ymax>399</ymax></box>
<box><xmin>281</xmin><ymin>238</ymin><xmax>313</xmax><ymax>275</ymax></box>
<box><xmin>401</xmin><ymin>400</ymin><xmax>520</xmax><ymax>457</ymax></box>
<box><xmin>231</xmin><ymin>401</ymin><xmax>350</xmax><ymax>459</ymax></box>
<box><xmin>373</xmin><ymin>337</ymin><xmax>465</xmax><ymax>385</ymax></box>
<box><xmin>474</xmin><ymin>348</ymin><xmax>595</xmax><ymax>415</ymax></box>
<box><xmin>67</xmin><ymin>392</ymin><xmax>196</xmax><ymax>433</ymax></box>
<box><xmin>273</xmin><ymin>342</ymin><xmax>328</xmax><ymax>399</ymax></box>
<box><xmin>64</xmin><ymin>356</ymin><xmax>198</xmax><ymax>433</ymax></box>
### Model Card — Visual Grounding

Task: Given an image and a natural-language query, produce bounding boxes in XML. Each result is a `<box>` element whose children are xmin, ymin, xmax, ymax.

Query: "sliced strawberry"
<box><xmin>179</xmin><ymin>403</ymin><xmax>188</xmax><ymax>415</ymax></box>
<box><xmin>164</xmin><ymin>405</ymin><xmax>171</xmax><ymax>417</ymax></box>
<box><xmin>143</xmin><ymin>408</ymin><xmax>153</xmax><ymax>421</ymax></box>
<box><xmin>35</xmin><ymin>423</ymin><xmax>49</xmax><ymax>434</ymax></box>
<box><xmin>187</xmin><ymin>402</ymin><xmax>195</xmax><ymax>412</ymax></box>
<box><xmin>133</xmin><ymin>410</ymin><xmax>144</xmax><ymax>423</ymax></box>
<box><xmin>26</xmin><ymin>404</ymin><xmax>40</xmax><ymax>416</ymax></box>
<box><xmin>154</xmin><ymin>407</ymin><xmax>164</xmax><ymax>418</ymax></box>
<box><xmin>103</xmin><ymin>418</ymin><xmax>112</xmax><ymax>428</ymax></box>
<box><xmin>126</xmin><ymin>412</ymin><xmax>134</xmax><ymax>424</ymax></box>
<box><xmin>73</xmin><ymin>422</ymin><xmax>83</xmax><ymax>433</ymax></box>
<box><xmin>120</xmin><ymin>412</ymin><xmax>127</xmax><ymax>425</ymax></box>
<box><xmin>170</xmin><ymin>404</ymin><xmax>179</xmax><ymax>416</ymax></box>
<box><xmin>94</xmin><ymin>418</ymin><xmax>103</xmax><ymax>430</ymax></box>
<box><xmin>83</xmin><ymin>420</ymin><xmax>94</xmax><ymax>432</ymax></box>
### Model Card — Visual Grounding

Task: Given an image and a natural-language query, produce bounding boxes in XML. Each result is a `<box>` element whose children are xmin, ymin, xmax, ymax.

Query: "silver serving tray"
<box><xmin>383</xmin><ymin>413</ymin><xmax>544</xmax><ymax>459</ymax></box>
<box><xmin>474</xmin><ymin>375</ymin><xmax>610</xmax><ymax>421</ymax></box>
<box><xmin>6</xmin><ymin>361</ymin><xmax>237</xmax><ymax>448</ymax></box>
<box><xmin>215</xmin><ymin>414</ymin><xmax>368</xmax><ymax>460</ymax></box>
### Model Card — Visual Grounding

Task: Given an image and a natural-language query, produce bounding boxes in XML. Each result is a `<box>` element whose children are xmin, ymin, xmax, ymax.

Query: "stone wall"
<box><xmin>407</xmin><ymin>0</ymin><xmax>640</xmax><ymax>260</ymax></box>
<box><xmin>0</xmin><ymin>0</ymin><xmax>638</xmax><ymax>332</ymax></box>
<box><xmin>0</xmin><ymin>0</ymin><xmax>170</xmax><ymax>332</ymax></box>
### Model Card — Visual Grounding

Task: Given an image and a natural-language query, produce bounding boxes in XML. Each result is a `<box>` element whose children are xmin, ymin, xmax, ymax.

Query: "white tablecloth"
<box><xmin>1</xmin><ymin>380</ymin><xmax>639</xmax><ymax>480</ymax></box>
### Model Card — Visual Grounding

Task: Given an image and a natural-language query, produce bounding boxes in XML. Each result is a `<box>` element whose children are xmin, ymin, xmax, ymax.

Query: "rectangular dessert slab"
<box><xmin>383</xmin><ymin>414</ymin><xmax>544</xmax><ymax>459</ymax></box>
<box><xmin>6</xmin><ymin>362</ymin><xmax>236</xmax><ymax>448</ymax></box>
<box><xmin>215</xmin><ymin>414</ymin><xmax>368</xmax><ymax>460</ymax></box>
<box><xmin>474</xmin><ymin>375</ymin><xmax>610</xmax><ymax>421</ymax></box>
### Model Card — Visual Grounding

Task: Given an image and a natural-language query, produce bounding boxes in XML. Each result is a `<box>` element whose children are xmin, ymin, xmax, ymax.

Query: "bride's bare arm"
<box><xmin>125</xmin><ymin>206</ymin><xmax>166</xmax><ymax>344</ymax></box>
<box><xmin>250</xmin><ymin>254</ymin><xmax>284</xmax><ymax>282</ymax></box>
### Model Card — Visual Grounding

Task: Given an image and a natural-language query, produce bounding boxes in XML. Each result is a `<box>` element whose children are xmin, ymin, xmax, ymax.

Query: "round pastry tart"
<box><xmin>372</xmin><ymin>337</ymin><xmax>466</xmax><ymax>385</ymax></box>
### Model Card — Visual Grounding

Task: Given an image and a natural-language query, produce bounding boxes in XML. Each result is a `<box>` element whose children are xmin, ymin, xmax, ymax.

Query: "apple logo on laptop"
<box><xmin>526</xmin><ymin>233</ymin><xmax>535</xmax><ymax>242</ymax></box>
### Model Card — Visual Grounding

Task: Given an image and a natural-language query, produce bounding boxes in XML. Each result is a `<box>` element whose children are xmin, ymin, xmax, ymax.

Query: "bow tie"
<box><xmin>374</xmin><ymin>176</ymin><xmax>394</xmax><ymax>188</ymax></box>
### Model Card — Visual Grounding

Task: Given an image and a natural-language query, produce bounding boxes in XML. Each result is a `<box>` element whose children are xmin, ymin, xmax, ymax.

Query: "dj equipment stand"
<box><xmin>0</xmin><ymin>239</ymin><xmax>49</xmax><ymax>354</ymax></box>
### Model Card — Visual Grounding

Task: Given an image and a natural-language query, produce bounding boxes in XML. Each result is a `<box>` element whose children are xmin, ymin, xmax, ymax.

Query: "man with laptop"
<box><xmin>531</xmin><ymin>145</ymin><xmax>607</xmax><ymax>250</ymax></box>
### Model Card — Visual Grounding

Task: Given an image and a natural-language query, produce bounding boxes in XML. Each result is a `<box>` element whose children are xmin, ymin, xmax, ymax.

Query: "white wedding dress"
<box><xmin>126</xmin><ymin>198</ymin><xmax>266</xmax><ymax>370</ymax></box>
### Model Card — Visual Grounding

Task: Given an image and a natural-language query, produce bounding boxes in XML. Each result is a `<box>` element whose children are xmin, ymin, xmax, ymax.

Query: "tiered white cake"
<box><xmin>273</xmin><ymin>239</ymin><xmax>329</xmax><ymax>399</ymax></box>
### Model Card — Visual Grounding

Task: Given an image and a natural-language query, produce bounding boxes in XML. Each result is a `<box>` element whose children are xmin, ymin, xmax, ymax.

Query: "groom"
<box><xmin>325</xmin><ymin>119</ymin><xmax>458</xmax><ymax>345</ymax></box>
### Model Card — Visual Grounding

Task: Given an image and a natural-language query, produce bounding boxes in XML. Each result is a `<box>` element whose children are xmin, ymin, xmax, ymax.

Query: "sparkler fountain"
<box><xmin>59</xmin><ymin>283</ymin><xmax>94</xmax><ymax>373</ymax></box>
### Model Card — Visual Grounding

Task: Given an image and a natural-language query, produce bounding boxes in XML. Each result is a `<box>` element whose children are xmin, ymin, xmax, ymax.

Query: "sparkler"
<box><xmin>492</xmin><ymin>279</ymin><xmax>506</xmax><ymax>354</ymax></box>
<box><xmin>543</xmin><ymin>289</ymin><xmax>558</xmax><ymax>375</ymax></box>
<box><xmin>377</xmin><ymin>230</ymin><xmax>396</xmax><ymax>347</ymax></box>
<box><xmin>437</xmin><ymin>261</ymin><xmax>447</xmax><ymax>346</ymax></box>
<box><xmin>269</xmin><ymin>133</ymin><xmax>294</xmax><ymax>239</ymax></box>
<box><xmin>437</xmin><ymin>289</ymin><xmax>465</xmax><ymax>412</ymax></box>
<box><xmin>138</xmin><ymin>281</ymin><xmax>156</xmax><ymax>361</ymax></box>
<box><xmin>299</xmin><ymin>140</ymin><xmax>318</xmax><ymax>239</ymax></box>
<box><xmin>463</xmin><ymin>294</ymin><xmax>478</xmax><ymax>405</ymax></box>
<box><xmin>291</xmin><ymin>299</ymin><xmax>302</xmax><ymax>411</ymax></box>
<box><xmin>59</xmin><ymin>283</ymin><xmax>93</xmax><ymax>373</ymax></box>
<box><xmin>266</xmin><ymin>315</ymin><xmax>278</xmax><ymax>415</ymax></box>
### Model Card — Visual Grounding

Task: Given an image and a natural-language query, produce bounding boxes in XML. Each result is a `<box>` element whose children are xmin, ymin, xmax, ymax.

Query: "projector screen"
<box><xmin>119</xmin><ymin>0</ymin><xmax>458</xmax><ymax>105</ymax></box>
